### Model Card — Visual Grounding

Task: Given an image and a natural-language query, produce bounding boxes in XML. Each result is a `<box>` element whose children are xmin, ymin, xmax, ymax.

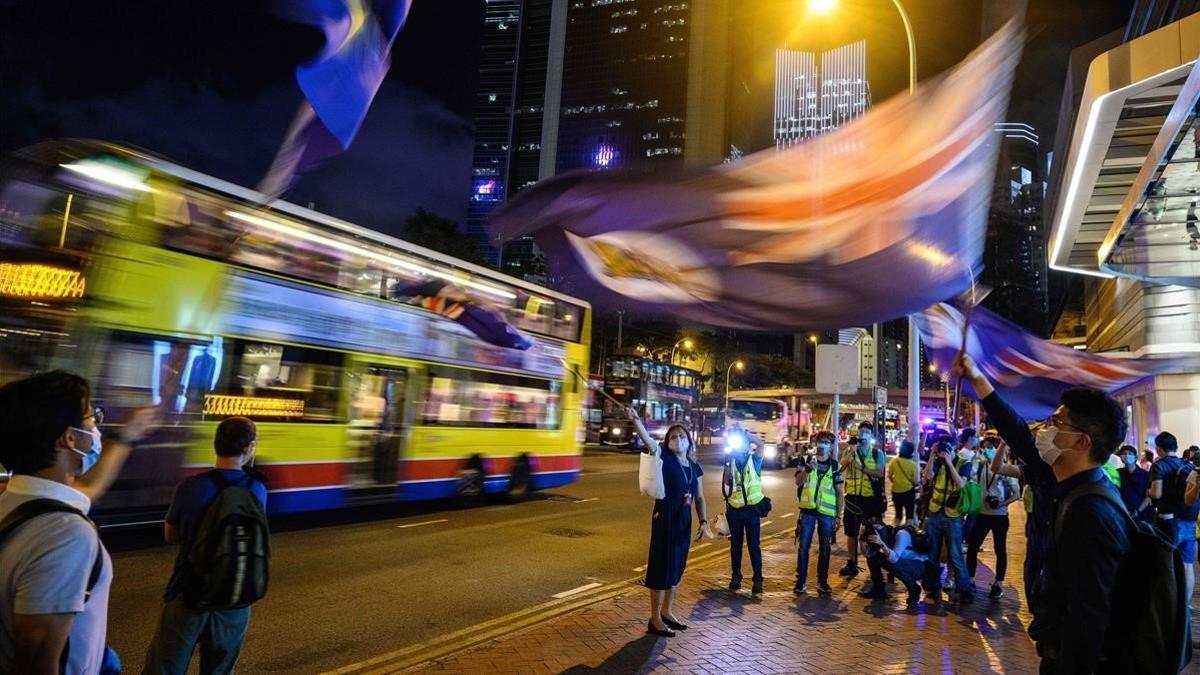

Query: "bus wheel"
<box><xmin>454</xmin><ymin>456</ymin><xmax>486</xmax><ymax>508</ymax></box>
<box><xmin>506</xmin><ymin>454</ymin><xmax>533</xmax><ymax>502</ymax></box>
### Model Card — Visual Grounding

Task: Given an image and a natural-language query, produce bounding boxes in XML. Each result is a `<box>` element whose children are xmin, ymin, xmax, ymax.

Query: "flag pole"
<box><xmin>950</xmin><ymin>266</ymin><xmax>979</xmax><ymax>432</ymax></box>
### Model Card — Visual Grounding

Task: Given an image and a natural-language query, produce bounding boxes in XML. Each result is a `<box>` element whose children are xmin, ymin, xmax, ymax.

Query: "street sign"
<box><xmin>816</xmin><ymin>344</ymin><xmax>859</xmax><ymax>395</ymax></box>
<box><xmin>874</xmin><ymin>386</ymin><xmax>887</xmax><ymax>407</ymax></box>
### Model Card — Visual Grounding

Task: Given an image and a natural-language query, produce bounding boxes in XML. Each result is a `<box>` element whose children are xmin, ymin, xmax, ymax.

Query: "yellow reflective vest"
<box><xmin>799</xmin><ymin>463</ymin><xmax>840</xmax><ymax>517</ymax></box>
<box><xmin>727</xmin><ymin>456</ymin><xmax>764</xmax><ymax>508</ymax></box>
<box><xmin>929</xmin><ymin>458</ymin><xmax>971</xmax><ymax>518</ymax></box>
<box><xmin>846</xmin><ymin>449</ymin><xmax>883</xmax><ymax>497</ymax></box>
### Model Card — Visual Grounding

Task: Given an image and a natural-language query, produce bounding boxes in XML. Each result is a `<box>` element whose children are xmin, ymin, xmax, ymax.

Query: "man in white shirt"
<box><xmin>0</xmin><ymin>371</ymin><xmax>156</xmax><ymax>674</ymax></box>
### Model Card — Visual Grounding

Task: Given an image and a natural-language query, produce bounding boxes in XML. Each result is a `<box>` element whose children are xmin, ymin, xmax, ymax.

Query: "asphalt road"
<box><xmin>101</xmin><ymin>445</ymin><xmax>803</xmax><ymax>673</ymax></box>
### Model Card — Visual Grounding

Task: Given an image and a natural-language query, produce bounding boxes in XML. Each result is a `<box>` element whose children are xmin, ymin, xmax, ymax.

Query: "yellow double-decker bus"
<box><xmin>0</xmin><ymin>140</ymin><xmax>590</xmax><ymax>523</ymax></box>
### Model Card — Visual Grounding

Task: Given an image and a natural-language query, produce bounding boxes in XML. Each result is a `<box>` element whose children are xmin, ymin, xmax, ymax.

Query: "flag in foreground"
<box><xmin>915</xmin><ymin>303</ymin><xmax>1180</xmax><ymax>419</ymax></box>
<box><xmin>491</xmin><ymin>23</ymin><xmax>1023</xmax><ymax>330</ymax></box>
<box><xmin>260</xmin><ymin>0</ymin><xmax>413</xmax><ymax>196</ymax></box>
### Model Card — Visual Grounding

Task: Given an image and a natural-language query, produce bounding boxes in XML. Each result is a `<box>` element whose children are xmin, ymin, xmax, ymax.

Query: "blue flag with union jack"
<box><xmin>491</xmin><ymin>23</ymin><xmax>1022</xmax><ymax>330</ymax></box>
<box><xmin>394</xmin><ymin>280</ymin><xmax>534</xmax><ymax>351</ymax></box>
<box><xmin>915</xmin><ymin>302</ymin><xmax>1180</xmax><ymax>419</ymax></box>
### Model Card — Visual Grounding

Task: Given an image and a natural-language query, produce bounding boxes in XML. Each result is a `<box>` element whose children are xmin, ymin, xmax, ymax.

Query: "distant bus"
<box><xmin>598</xmin><ymin>352</ymin><xmax>699</xmax><ymax>447</ymax></box>
<box><xmin>0</xmin><ymin>140</ymin><xmax>591</xmax><ymax>523</ymax></box>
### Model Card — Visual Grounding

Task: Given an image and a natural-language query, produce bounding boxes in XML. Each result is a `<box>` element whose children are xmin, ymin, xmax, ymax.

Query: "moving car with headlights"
<box><xmin>724</xmin><ymin>397</ymin><xmax>794</xmax><ymax>468</ymax></box>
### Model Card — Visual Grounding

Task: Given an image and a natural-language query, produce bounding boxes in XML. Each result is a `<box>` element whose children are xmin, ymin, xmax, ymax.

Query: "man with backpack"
<box><xmin>957</xmin><ymin>353</ymin><xmax>1191</xmax><ymax>674</ymax></box>
<box><xmin>0</xmin><ymin>372</ymin><xmax>158</xmax><ymax>674</ymax></box>
<box><xmin>144</xmin><ymin>417</ymin><xmax>269</xmax><ymax>675</ymax></box>
<box><xmin>1150</xmin><ymin>431</ymin><xmax>1199</xmax><ymax>603</ymax></box>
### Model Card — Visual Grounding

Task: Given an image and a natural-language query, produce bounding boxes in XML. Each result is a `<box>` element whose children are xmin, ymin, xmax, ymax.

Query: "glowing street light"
<box><xmin>669</xmin><ymin>337</ymin><xmax>695</xmax><ymax>366</ymax></box>
<box><xmin>724</xmin><ymin>360</ymin><xmax>746</xmax><ymax>423</ymax></box>
<box><xmin>808</xmin><ymin>0</ymin><xmax>838</xmax><ymax>13</ymax></box>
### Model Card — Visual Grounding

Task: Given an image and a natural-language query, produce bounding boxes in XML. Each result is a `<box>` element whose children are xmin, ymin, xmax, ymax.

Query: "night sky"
<box><xmin>1</xmin><ymin>0</ymin><xmax>1131</xmax><ymax>241</ymax></box>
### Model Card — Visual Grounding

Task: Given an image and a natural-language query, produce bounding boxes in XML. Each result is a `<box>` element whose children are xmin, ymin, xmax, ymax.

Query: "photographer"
<box><xmin>723</xmin><ymin>427</ymin><xmax>766</xmax><ymax>595</ymax></box>
<box><xmin>860</xmin><ymin>516</ymin><xmax>936</xmax><ymax>606</ymax></box>
<box><xmin>793</xmin><ymin>431</ymin><xmax>843</xmax><ymax>596</ymax></box>
<box><xmin>839</xmin><ymin>422</ymin><xmax>887</xmax><ymax>579</ymax></box>
<box><xmin>921</xmin><ymin>438</ymin><xmax>975</xmax><ymax>604</ymax></box>
<box><xmin>966</xmin><ymin>440</ymin><xmax>1021</xmax><ymax>600</ymax></box>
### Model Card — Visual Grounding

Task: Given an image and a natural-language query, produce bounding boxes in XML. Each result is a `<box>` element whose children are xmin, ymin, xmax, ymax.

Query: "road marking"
<box><xmin>780</xmin><ymin>512</ymin><xmax>794</xmax><ymax>519</ymax></box>
<box><xmin>691</xmin><ymin>542</ymin><xmax>711</xmax><ymax>551</ymax></box>
<box><xmin>552</xmin><ymin>582</ymin><xmax>603</xmax><ymax>599</ymax></box>
<box><xmin>761</xmin><ymin>520</ymin><xmax>773</xmax><ymax>527</ymax></box>
<box><xmin>575</xmin><ymin>497</ymin><xmax>600</xmax><ymax>503</ymax></box>
<box><xmin>396</xmin><ymin>519</ymin><xmax>448</xmax><ymax>529</ymax></box>
<box><xmin>633</xmin><ymin>565</ymin><xmax>647</xmax><ymax>572</ymax></box>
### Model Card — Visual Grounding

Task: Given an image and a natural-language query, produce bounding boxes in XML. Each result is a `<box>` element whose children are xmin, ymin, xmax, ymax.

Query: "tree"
<box><xmin>399</xmin><ymin>207</ymin><xmax>486</xmax><ymax>266</ymax></box>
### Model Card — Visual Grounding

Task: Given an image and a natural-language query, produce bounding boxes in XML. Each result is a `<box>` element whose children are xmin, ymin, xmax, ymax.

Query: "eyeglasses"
<box><xmin>82</xmin><ymin>406</ymin><xmax>105</xmax><ymax>426</ymax></box>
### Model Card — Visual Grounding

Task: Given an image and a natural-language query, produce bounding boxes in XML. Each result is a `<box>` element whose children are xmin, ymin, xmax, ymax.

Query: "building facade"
<box><xmin>773</xmin><ymin>41</ymin><xmax>870</xmax><ymax>147</ymax></box>
<box><xmin>1045</xmin><ymin>5</ymin><xmax>1200</xmax><ymax>447</ymax></box>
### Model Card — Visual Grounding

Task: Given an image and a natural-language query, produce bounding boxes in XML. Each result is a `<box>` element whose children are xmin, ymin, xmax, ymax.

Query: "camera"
<box><xmin>986</xmin><ymin>495</ymin><xmax>1001</xmax><ymax>509</ymax></box>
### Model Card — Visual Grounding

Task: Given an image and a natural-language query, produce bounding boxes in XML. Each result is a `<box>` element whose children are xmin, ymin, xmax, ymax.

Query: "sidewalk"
<box><xmin>414</xmin><ymin>517</ymin><xmax>1041</xmax><ymax>674</ymax></box>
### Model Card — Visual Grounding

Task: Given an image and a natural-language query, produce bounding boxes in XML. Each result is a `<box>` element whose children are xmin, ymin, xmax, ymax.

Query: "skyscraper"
<box><xmin>773</xmin><ymin>40</ymin><xmax>870</xmax><ymax>147</ymax></box>
<box><xmin>984</xmin><ymin>122</ymin><xmax>1049</xmax><ymax>333</ymax></box>
<box><xmin>466</xmin><ymin>0</ymin><xmax>698</xmax><ymax>273</ymax></box>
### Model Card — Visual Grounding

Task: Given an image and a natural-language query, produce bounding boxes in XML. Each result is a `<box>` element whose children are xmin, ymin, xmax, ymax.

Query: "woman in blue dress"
<box><xmin>628</xmin><ymin>408</ymin><xmax>713</xmax><ymax>637</ymax></box>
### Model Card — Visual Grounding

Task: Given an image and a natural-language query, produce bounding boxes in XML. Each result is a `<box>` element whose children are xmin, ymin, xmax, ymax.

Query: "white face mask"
<box><xmin>67</xmin><ymin>426</ymin><xmax>103</xmax><ymax>474</ymax></box>
<box><xmin>669</xmin><ymin>437</ymin><xmax>690</xmax><ymax>453</ymax></box>
<box><xmin>1035</xmin><ymin>426</ymin><xmax>1073</xmax><ymax>466</ymax></box>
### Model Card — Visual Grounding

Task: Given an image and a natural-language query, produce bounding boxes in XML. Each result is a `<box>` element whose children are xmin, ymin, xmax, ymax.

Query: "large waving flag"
<box><xmin>393</xmin><ymin>280</ymin><xmax>534</xmax><ymax>351</ymax></box>
<box><xmin>259</xmin><ymin>0</ymin><xmax>413</xmax><ymax>196</ymax></box>
<box><xmin>915</xmin><ymin>303</ymin><xmax>1181</xmax><ymax>419</ymax></box>
<box><xmin>490</xmin><ymin>23</ymin><xmax>1023</xmax><ymax>330</ymax></box>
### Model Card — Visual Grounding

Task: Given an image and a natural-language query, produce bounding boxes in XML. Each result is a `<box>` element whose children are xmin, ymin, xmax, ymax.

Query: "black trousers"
<box><xmin>966</xmin><ymin>513</ymin><xmax>1009</xmax><ymax>581</ymax></box>
<box><xmin>892</xmin><ymin>490</ymin><xmax>915</xmax><ymax>523</ymax></box>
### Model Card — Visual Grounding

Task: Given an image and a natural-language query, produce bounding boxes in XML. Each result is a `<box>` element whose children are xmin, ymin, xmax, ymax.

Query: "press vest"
<box><xmin>799</xmin><ymin>464</ymin><xmax>839</xmax><ymax>517</ymax></box>
<box><xmin>846</xmin><ymin>450</ymin><xmax>882</xmax><ymax>497</ymax></box>
<box><xmin>929</xmin><ymin>458</ymin><xmax>971</xmax><ymax>518</ymax></box>
<box><xmin>1101</xmin><ymin>458</ymin><xmax>1122</xmax><ymax>488</ymax></box>
<box><xmin>727</xmin><ymin>456</ymin><xmax>764</xmax><ymax>508</ymax></box>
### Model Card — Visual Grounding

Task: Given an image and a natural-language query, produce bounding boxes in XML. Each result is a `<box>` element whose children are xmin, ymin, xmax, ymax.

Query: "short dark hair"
<box><xmin>858</xmin><ymin>421</ymin><xmax>874</xmax><ymax>432</ymax></box>
<box><xmin>1060</xmin><ymin>387</ymin><xmax>1125</xmax><ymax>462</ymax></box>
<box><xmin>214</xmin><ymin>417</ymin><xmax>257</xmax><ymax>457</ymax></box>
<box><xmin>0</xmin><ymin>371</ymin><xmax>91</xmax><ymax>475</ymax></box>
<box><xmin>1118</xmin><ymin>444</ymin><xmax>1137</xmax><ymax>456</ymax></box>
<box><xmin>814</xmin><ymin>430</ymin><xmax>836</xmax><ymax>444</ymax></box>
<box><xmin>898</xmin><ymin>440</ymin><xmax>915</xmax><ymax>459</ymax></box>
<box><xmin>1155</xmin><ymin>431</ymin><xmax>1179</xmax><ymax>455</ymax></box>
<box><xmin>958</xmin><ymin>428</ymin><xmax>976</xmax><ymax>445</ymax></box>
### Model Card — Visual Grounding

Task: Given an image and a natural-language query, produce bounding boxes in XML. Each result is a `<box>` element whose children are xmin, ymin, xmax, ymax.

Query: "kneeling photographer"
<box><xmin>860</xmin><ymin>516</ymin><xmax>937</xmax><ymax>606</ymax></box>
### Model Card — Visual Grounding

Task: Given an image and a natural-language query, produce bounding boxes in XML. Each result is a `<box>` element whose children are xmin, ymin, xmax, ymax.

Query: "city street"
<box><xmin>102</xmin><ymin>445</ymin><xmax>804</xmax><ymax>673</ymax></box>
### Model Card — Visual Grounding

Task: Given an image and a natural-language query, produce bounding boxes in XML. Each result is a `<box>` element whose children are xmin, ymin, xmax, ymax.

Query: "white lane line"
<box><xmin>396</xmin><ymin>519</ymin><xmax>449</xmax><ymax>529</ymax></box>
<box><xmin>761</xmin><ymin>520</ymin><xmax>773</xmax><ymax>527</ymax></box>
<box><xmin>575</xmin><ymin>497</ymin><xmax>600</xmax><ymax>503</ymax></box>
<box><xmin>691</xmin><ymin>542</ymin><xmax>711</xmax><ymax>551</ymax></box>
<box><xmin>552</xmin><ymin>582</ymin><xmax>603</xmax><ymax>599</ymax></box>
<box><xmin>633</xmin><ymin>565</ymin><xmax>647</xmax><ymax>572</ymax></box>
<box><xmin>780</xmin><ymin>512</ymin><xmax>794</xmax><ymax>519</ymax></box>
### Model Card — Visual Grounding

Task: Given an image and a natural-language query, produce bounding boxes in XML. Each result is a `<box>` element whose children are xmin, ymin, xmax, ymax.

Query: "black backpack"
<box><xmin>1160</xmin><ymin>460</ymin><xmax>1196</xmax><ymax>518</ymax></box>
<box><xmin>1056</xmin><ymin>483</ymin><xmax>1191</xmax><ymax>673</ymax></box>
<box><xmin>182</xmin><ymin>471</ymin><xmax>270</xmax><ymax>610</ymax></box>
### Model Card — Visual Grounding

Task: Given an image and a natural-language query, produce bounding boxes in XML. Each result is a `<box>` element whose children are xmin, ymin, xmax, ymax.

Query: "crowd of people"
<box><xmin>632</xmin><ymin>353</ymin><xmax>1197</xmax><ymax>673</ymax></box>
<box><xmin>0</xmin><ymin>371</ymin><xmax>269</xmax><ymax>674</ymax></box>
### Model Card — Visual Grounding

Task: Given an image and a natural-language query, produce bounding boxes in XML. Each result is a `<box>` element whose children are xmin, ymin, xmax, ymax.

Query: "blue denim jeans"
<box><xmin>925</xmin><ymin>512</ymin><xmax>971</xmax><ymax>596</ymax></box>
<box><xmin>143</xmin><ymin>597</ymin><xmax>251</xmax><ymax>675</ymax></box>
<box><xmin>796</xmin><ymin>512</ymin><xmax>834</xmax><ymax>585</ymax></box>
<box><xmin>727</xmin><ymin>506</ymin><xmax>763</xmax><ymax>582</ymax></box>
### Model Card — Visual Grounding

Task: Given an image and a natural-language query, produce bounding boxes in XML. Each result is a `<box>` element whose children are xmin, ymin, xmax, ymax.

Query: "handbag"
<box><xmin>638</xmin><ymin>447</ymin><xmax>666</xmax><ymax>500</ymax></box>
<box><xmin>754</xmin><ymin>496</ymin><xmax>773</xmax><ymax>518</ymax></box>
<box><xmin>715</xmin><ymin>513</ymin><xmax>731</xmax><ymax>537</ymax></box>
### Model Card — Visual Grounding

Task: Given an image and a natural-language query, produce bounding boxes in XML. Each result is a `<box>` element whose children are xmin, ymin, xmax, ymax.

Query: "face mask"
<box><xmin>1122</xmin><ymin>454</ymin><xmax>1135</xmax><ymax>466</ymax></box>
<box><xmin>1035</xmin><ymin>426</ymin><xmax>1065</xmax><ymax>466</ymax></box>
<box><xmin>970</xmin><ymin>437</ymin><xmax>981</xmax><ymax>449</ymax></box>
<box><xmin>983</xmin><ymin>448</ymin><xmax>996</xmax><ymax>460</ymax></box>
<box><xmin>68</xmin><ymin>426</ymin><xmax>102</xmax><ymax>474</ymax></box>
<box><xmin>817</xmin><ymin>442</ymin><xmax>832</xmax><ymax>458</ymax></box>
<box><xmin>669</xmin><ymin>437</ymin><xmax>690</xmax><ymax>453</ymax></box>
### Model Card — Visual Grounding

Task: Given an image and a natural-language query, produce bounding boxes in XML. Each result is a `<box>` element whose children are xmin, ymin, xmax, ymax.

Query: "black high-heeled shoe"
<box><xmin>660</xmin><ymin>615</ymin><xmax>688</xmax><ymax>631</ymax></box>
<box><xmin>646</xmin><ymin>619</ymin><xmax>676</xmax><ymax>638</ymax></box>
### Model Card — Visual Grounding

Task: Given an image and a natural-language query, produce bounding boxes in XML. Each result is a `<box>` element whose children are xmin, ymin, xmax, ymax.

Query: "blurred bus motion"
<box><xmin>0</xmin><ymin>140</ymin><xmax>590</xmax><ymax>524</ymax></box>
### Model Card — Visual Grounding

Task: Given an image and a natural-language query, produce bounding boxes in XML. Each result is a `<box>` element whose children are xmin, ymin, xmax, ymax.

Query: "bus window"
<box><xmin>212</xmin><ymin>341</ymin><xmax>343</xmax><ymax>422</ymax></box>
<box><xmin>423</xmin><ymin>366</ymin><xmax>561</xmax><ymax>430</ymax></box>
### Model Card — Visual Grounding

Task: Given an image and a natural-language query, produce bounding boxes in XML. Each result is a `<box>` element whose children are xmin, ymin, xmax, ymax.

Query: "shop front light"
<box><xmin>764</xmin><ymin>444</ymin><xmax>778</xmax><ymax>459</ymax></box>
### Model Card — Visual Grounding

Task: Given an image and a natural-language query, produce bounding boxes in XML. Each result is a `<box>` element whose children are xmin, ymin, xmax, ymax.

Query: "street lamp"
<box><xmin>807</xmin><ymin>0</ymin><xmax>919</xmax><ymax>444</ymax></box>
<box><xmin>724</xmin><ymin>360</ymin><xmax>745</xmax><ymax>426</ymax></box>
<box><xmin>808</xmin><ymin>334</ymin><xmax>818</xmax><ymax>344</ymax></box>
<box><xmin>669</xmin><ymin>337</ymin><xmax>694</xmax><ymax>366</ymax></box>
